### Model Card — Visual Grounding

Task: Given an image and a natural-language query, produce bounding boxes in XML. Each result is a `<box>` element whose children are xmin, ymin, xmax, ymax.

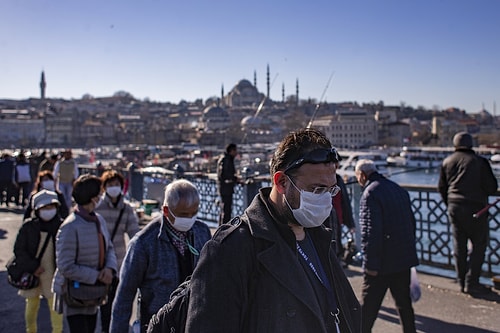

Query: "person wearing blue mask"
<box><xmin>186</xmin><ymin>128</ymin><xmax>361</xmax><ymax>333</ymax></box>
<box><xmin>110</xmin><ymin>179</ymin><xmax>211</xmax><ymax>333</ymax></box>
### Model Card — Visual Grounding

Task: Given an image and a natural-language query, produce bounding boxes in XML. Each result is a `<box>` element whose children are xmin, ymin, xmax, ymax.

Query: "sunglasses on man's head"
<box><xmin>284</xmin><ymin>148</ymin><xmax>340</xmax><ymax>174</ymax></box>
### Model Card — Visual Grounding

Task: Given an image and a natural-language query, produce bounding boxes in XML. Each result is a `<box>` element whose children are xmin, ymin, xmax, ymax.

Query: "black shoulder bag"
<box><xmin>7</xmin><ymin>234</ymin><xmax>51</xmax><ymax>290</ymax></box>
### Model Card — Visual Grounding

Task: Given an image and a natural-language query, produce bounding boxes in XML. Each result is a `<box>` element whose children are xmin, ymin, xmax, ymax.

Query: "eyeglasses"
<box><xmin>288</xmin><ymin>176</ymin><xmax>341</xmax><ymax>197</ymax></box>
<box><xmin>313</xmin><ymin>184</ymin><xmax>341</xmax><ymax>196</ymax></box>
<box><xmin>284</xmin><ymin>148</ymin><xmax>340</xmax><ymax>174</ymax></box>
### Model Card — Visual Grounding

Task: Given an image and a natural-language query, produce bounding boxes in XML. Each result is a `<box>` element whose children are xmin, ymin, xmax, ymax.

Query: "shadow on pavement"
<box><xmin>379</xmin><ymin>305</ymin><xmax>498</xmax><ymax>333</ymax></box>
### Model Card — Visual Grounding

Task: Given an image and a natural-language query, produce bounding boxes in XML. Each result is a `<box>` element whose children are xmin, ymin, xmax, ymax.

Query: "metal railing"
<box><xmin>79</xmin><ymin>166</ymin><xmax>500</xmax><ymax>277</ymax></box>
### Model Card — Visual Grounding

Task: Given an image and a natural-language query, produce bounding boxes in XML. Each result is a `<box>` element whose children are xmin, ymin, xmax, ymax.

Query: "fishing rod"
<box><xmin>241</xmin><ymin>73</ymin><xmax>279</xmax><ymax>145</ymax></box>
<box><xmin>473</xmin><ymin>198</ymin><xmax>500</xmax><ymax>219</ymax></box>
<box><xmin>306</xmin><ymin>71</ymin><xmax>335</xmax><ymax>129</ymax></box>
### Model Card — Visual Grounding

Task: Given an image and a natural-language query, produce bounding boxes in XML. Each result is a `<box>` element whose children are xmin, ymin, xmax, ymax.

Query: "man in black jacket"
<box><xmin>186</xmin><ymin>128</ymin><xmax>361</xmax><ymax>333</ymax></box>
<box><xmin>217</xmin><ymin>143</ymin><xmax>239</xmax><ymax>225</ymax></box>
<box><xmin>438</xmin><ymin>131</ymin><xmax>498</xmax><ymax>295</ymax></box>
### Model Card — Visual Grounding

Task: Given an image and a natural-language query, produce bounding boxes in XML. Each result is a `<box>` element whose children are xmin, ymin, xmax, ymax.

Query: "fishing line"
<box><xmin>306</xmin><ymin>71</ymin><xmax>335</xmax><ymax>129</ymax></box>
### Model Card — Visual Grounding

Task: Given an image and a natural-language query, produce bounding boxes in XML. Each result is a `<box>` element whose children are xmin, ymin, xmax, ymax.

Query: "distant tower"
<box><xmin>253</xmin><ymin>70</ymin><xmax>257</xmax><ymax>87</ymax></box>
<box><xmin>266</xmin><ymin>64</ymin><xmax>270</xmax><ymax>99</ymax></box>
<box><xmin>221</xmin><ymin>84</ymin><xmax>225</xmax><ymax>106</ymax></box>
<box><xmin>296</xmin><ymin>78</ymin><xmax>299</xmax><ymax>106</ymax></box>
<box><xmin>282</xmin><ymin>83</ymin><xmax>285</xmax><ymax>103</ymax></box>
<box><xmin>40</xmin><ymin>71</ymin><xmax>46</xmax><ymax>100</ymax></box>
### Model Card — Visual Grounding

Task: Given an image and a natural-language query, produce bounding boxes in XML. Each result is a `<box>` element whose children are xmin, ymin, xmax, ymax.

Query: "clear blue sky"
<box><xmin>1</xmin><ymin>0</ymin><xmax>499</xmax><ymax>113</ymax></box>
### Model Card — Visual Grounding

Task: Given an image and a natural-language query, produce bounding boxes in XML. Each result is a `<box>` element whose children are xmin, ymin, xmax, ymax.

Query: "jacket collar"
<box><xmin>243</xmin><ymin>187</ymin><xmax>331</xmax><ymax>326</ymax></box>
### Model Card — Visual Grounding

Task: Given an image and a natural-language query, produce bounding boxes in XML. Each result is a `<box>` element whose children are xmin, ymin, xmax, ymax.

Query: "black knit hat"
<box><xmin>453</xmin><ymin>132</ymin><xmax>473</xmax><ymax>149</ymax></box>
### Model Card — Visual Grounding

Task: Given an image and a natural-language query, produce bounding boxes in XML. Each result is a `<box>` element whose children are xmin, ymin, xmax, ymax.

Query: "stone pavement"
<box><xmin>1</xmin><ymin>208</ymin><xmax>499</xmax><ymax>333</ymax></box>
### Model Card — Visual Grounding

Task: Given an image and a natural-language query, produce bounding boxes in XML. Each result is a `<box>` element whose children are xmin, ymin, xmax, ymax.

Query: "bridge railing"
<box><xmin>79</xmin><ymin>166</ymin><xmax>500</xmax><ymax>277</ymax></box>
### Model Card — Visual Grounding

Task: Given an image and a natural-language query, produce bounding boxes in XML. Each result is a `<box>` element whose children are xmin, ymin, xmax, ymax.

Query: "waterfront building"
<box><xmin>0</xmin><ymin>109</ymin><xmax>45</xmax><ymax>146</ymax></box>
<box><xmin>314</xmin><ymin>107</ymin><xmax>378</xmax><ymax>149</ymax></box>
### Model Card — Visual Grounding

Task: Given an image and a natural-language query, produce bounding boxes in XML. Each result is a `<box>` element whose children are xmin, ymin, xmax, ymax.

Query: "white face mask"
<box><xmin>285</xmin><ymin>177</ymin><xmax>332</xmax><ymax>228</ymax></box>
<box><xmin>39</xmin><ymin>208</ymin><xmax>57</xmax><ymax>221</ymax></box>
<box><xmin>169</xmin><ymin>210</ymin><xmax>197</xmax><ymax>232</ymax></box>
<box><xmin>92</xmin><ymin>196</ymin><xmax>103</xmax><ymax>208</ymax></box>
<box><xmin>41</xmin><ymin>180</ymin><xmax>55</xmax><ymax>191</ymax></box>
<box><xmin>106</xmin><ymin>186</ymin><xmax>122</xmax><ymax>198</ymax></box>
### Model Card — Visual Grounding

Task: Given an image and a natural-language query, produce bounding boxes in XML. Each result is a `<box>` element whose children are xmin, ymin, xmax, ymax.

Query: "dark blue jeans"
<box><xmin>362</xmin><ymin>269</ymin><xmax>416</xmax><ymax>333</ymax></box>
<box><xmin>448</xmin><ymin>202</ymin><xmax>489</xmax><ymax>288</ymax></box>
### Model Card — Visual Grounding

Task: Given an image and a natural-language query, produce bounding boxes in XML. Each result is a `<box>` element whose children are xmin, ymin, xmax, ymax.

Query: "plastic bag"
<box><xmin>410</xmin><ymin>267</ymin><xmax>421</xmax><ymax>302</ymax></box>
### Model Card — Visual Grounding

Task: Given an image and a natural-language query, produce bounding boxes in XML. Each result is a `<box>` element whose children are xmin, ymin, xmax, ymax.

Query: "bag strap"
<box><xmin>111</xmin><ymin>207</ymin><xmax>126</xmax><ymax>242</ymax></box>
<box><xmin>36</xmin><ymin>233</ymin><xmax>52</xmax><ymax>261</ymax></box>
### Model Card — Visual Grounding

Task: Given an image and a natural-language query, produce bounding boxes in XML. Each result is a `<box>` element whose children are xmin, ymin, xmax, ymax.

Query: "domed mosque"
<box><xmin>224</xmin><ymin>79</ymin><xmax>264</xmax><ymax>107</ymax></box>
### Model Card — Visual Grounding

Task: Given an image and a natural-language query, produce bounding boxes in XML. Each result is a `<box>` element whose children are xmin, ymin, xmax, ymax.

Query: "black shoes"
<box><xmin>466</xmin><ymin>284</ymin><xmax>493</xmax><ymax>295</ymax></box>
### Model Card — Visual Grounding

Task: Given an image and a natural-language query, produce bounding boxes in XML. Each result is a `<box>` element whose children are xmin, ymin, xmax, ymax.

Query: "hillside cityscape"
<box><xmin>1</xmin><ymin>71</ymin><xmax>499</xmax><ymax>151</ymax></box>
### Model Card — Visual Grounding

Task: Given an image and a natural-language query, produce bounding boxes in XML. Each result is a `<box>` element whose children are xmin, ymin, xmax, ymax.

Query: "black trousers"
<box><xmin>67</xmin><ymin>313</ymin><xmax>97</xmax><ymax>333</ymax></box>
<box><xmin>361</xmin><ymin>269</ymin><xmax>416</xmax><ymax>333</ymax></box>
<box><xmin>219</xmin><ymin>193</ymin><xmax>233</xmax><ymax>225</ymax></box>
<box><xmin>100</xmin><ymin>277</ymin><xmax>119</xmax><ymax>332</ymax></box>
<box><xmin>448</xmin><ymin>202</ymin><xmax>489</xmax><ymax>288</ymax></box>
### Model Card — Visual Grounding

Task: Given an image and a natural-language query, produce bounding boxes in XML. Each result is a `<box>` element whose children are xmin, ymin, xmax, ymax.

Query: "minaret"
<box><xmin>266</xmin><ymin>64</ymin><xmax>270</xmax><ymax>99</ymax></box>
<box><xmin>296</xmin><ymin>78</ymin><xmax>299</xmax><ymax>106</ymax></box>
<box><xmin>282</xmin><ymin>83</ymin><xmax>285</xmax><ymax>103</ymax></box>
<box><xmin>221</xmin><ymin>84</ymin><xmax>225</xmax><ymax>106</ymax></box>
<box><xmin>253</xmin><ymin>70</ymin><xmax>257</xmax><ymax>87</ymax></box>
<box><xmin>40</xmin><ymin>71</ymin><xmax>46</xmax><ymax>100</ymax></box>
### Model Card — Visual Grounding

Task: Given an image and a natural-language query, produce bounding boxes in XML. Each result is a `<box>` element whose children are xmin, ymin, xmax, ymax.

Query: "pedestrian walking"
<box><xmin>13</xmin><ymin>190</ymin><xmax>64</xmax><ymax>333</ymax></box>
<box><xmin>186</xmin><ymin>128</ymin><xmax>361</xmax><ymax>333</ymax></box>
<box><xmin>355</xmin><ymin>159</ymin><xmax>419</xmax><ymax>333</ymax></box>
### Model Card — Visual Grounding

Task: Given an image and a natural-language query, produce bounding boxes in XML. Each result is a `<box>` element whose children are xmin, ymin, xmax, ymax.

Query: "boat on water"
<box><xmin>491</xmin><ymin>154</ymin><xmax>500</xmax><ymax>173</ymax></box>
<box><xmin>386</xmin><ymin>146</ymin><xmax>450</xmax><ymax>168</ymax></box>
<box><xmin>336</xmin><ymin>150</ymin><xmax>389</xmax><ymax>182</ymax></box>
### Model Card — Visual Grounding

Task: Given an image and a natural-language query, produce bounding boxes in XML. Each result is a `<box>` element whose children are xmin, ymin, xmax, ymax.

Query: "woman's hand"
<box><xmin>34</xmin><ymin>266</ymin><xmax>45</xmax><ymax>277</ymax></box>
<box><xmin>98</xmin><ymin>268</ymin><xmax>113</xmax><ymax>285</ymax></box>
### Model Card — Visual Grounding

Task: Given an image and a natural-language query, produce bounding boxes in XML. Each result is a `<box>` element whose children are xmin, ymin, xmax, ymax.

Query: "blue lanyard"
<box><xmin>296</xmin><ymin>242</ymin><xmax>324</xmax><ymax>285</ymax></box>
<box><xmin>296</xmin><ymin>238</ymin><xmax>341</xmax><ymax>333</ymax></box>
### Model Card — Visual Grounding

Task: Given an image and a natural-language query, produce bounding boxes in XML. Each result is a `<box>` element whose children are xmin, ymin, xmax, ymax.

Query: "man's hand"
<box><xmin>365</xmin><ymin>269</ymin><xmax>378</xmax><ymax>276</ymax></box>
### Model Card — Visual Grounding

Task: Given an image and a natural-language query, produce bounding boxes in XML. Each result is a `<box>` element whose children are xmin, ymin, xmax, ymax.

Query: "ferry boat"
<box><xmin>337</xmin><ymin>150</ymin><xmax>389</xmax><ymax>182</ymax></box>
<box><xmin>491</xmin><ymin>154</ymin><xmax>500</xmax><ymax>173</ymax></box>
<box><xmin>386</xmin><ymin>146</ymin><xmax>449</xmax><ymax>168</ymax></box>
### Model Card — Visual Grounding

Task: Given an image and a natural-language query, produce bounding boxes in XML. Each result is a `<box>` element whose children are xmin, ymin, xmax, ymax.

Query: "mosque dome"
<box><xmin>235</xmin><ymin>79</ymin><xmax>254</xmax><ymax>92</ymax></box>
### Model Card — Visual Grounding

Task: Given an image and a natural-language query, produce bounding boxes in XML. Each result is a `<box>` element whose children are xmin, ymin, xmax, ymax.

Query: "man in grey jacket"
<box><xmin>110</xmin><ymin>179</ymin><xmax>211</xmax><ymax>333</ymax></box>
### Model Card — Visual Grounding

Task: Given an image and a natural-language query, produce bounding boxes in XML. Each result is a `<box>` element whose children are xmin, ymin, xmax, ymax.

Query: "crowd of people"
<box><xmin>5</xmin><ymin>129</ymin><xmax>498</xmax><ymax>333</ymax></box>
